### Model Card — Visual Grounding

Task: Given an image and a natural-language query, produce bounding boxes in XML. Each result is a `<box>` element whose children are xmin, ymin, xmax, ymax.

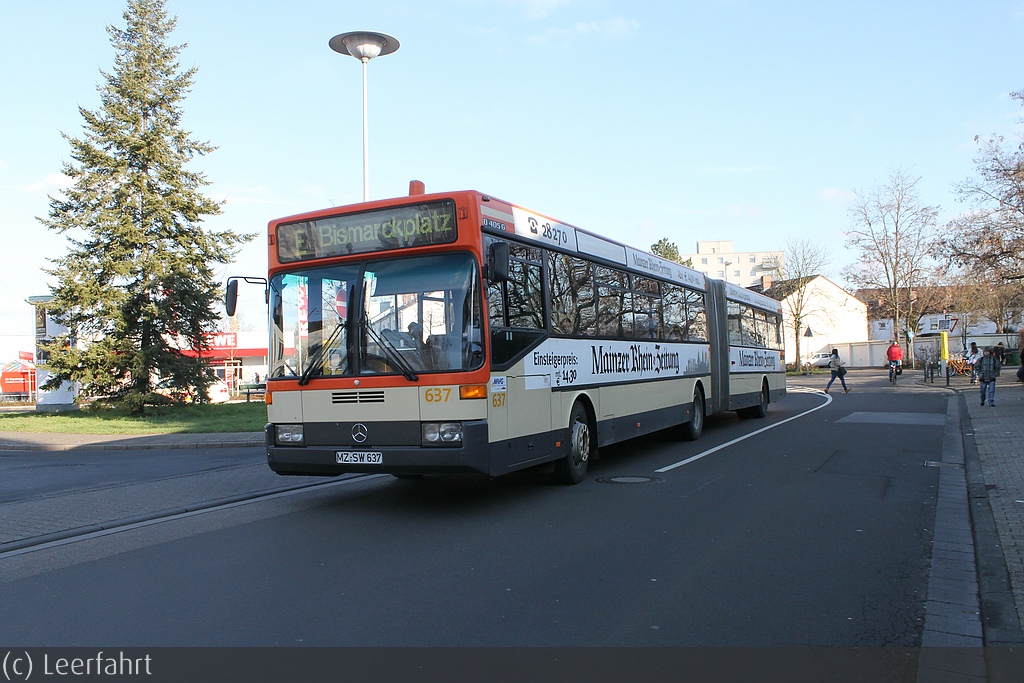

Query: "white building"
<box><xmin>761</xmin><ymin>275</ymin><xmax>868</xmax><ymax>366</ymax></box>
<box><xmin>870</xmin><ymin>312</ymin><xmax>1014</xmax><ymax>342</ymax></box>
<box><xmin>679</xmin><ymin>240</ymin><xmax>784</xmax><ymax>289</ymax></box>
<box><xmin>193</xmin><ymin>329</ymin><xmax>269</xmax><ymax>387</ymax></box>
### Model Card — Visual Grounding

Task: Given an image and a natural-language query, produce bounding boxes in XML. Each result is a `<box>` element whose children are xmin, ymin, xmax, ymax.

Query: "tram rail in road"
<box><xmin>0</xmin><ymin>473</ymin><xmax>387</xmax><ymax>559</ymax></box>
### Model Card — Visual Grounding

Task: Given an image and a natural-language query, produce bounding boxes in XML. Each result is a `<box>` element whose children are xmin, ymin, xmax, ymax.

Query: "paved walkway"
<box><xmin>3</xmin><ymin>372</ymin><xmax>1024</xmax><ymax>658</ymax></box>
<box><xmin>955</xmin><ymin>373</ymin><xmax>1024</xmax><ymax>642</ymax></box>
<box><xmin>0</xmin><ymin>429</ymin><xmax>263</xmax><ymax>451</ymax></box>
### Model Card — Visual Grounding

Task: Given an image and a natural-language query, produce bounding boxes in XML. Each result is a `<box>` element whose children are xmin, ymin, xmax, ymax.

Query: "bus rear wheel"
<box><xmin>743</xmin><ymin>381</ymin><xmax>769</xmax><ymax>419</ymax></box>
<box><xmin>554</xmin><ymin>401</ymin><xmax>592</xmax><ymax>485</ymax></box>
<box><xmin>682</xmin><ymin>388</ymin><xmax>705</xmax><ymax>441</ymax></box>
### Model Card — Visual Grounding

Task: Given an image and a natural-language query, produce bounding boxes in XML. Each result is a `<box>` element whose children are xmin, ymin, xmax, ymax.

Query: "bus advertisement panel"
<box><xmin>524</xmin><ymin>339</ymin><xmax>710</xmax><ymax>389</ymax></box>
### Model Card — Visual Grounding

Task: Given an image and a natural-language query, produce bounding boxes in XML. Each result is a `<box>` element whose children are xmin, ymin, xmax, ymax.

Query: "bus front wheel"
<box><xmin>554</xmin><ymin>401</ymin><xmax>593</xmax><ymax>485</ymax></box>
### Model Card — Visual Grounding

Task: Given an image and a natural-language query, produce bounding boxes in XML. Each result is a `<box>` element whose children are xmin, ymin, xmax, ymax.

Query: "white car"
<box><xmin>806</xmin><ymin>352</ymin><xmax>833</xmax><ymax>368</ymax></box>
<box><xmin>154</xmin><ymin>378</ymin><xmax>232</xmax><ymax>404</ymax></box>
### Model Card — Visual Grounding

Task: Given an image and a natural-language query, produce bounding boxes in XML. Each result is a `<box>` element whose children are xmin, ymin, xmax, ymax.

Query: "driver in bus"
<box><xmin>406</xmin><ymin>321</ymin><xmax>424</xmax><ymax>349</ymax></box>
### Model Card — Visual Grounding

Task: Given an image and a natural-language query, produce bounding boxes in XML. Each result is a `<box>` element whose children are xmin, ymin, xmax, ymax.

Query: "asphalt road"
<box><xmin>0</xmin><ymin>382</ymin><xmax>948</xmax><ymax>648</ymax></box>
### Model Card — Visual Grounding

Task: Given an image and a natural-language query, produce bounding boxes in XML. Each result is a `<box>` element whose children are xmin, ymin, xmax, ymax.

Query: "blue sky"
<box><xmin>2</xmin><ymin>0</ymin><xmax>1023</xmax><ymax>361</ymax></box>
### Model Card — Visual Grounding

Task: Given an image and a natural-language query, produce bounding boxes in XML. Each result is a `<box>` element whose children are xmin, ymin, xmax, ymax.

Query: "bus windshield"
<box><xmin>269</xmin><ymin>252</ymin><xmax>484</xmax><ymax>380</ymax></box>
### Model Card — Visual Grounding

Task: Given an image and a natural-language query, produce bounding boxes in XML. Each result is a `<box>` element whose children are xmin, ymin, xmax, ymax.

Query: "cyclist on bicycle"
<box><xmin>886</xmin><ymin>340</ymin><xmax>904</xmax><ymax>382</ymax></box>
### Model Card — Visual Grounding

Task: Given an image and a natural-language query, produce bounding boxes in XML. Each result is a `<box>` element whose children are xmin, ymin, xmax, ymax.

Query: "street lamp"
<box><xmin>329</xmin><ymin>31</ymin><xmax>400</xmax><ymax>202</ymax></box>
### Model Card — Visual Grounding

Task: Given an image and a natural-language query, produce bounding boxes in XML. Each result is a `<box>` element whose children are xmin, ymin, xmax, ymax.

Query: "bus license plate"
<box><xmin>337</xmin><ymin>451</ymin><xmax>383</xmax><ymax>465</ymax></box>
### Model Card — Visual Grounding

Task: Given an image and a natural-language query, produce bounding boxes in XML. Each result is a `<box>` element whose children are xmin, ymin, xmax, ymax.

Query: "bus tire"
<box><xmin>744</xmin><ymin>381</ymin><xmax>769</xmax><ymax>419</ymax></box>
<box><xmin>554</xmin><ymin>401</ymin><xmax>593</xmax><ymax>485</ymax></box>
<box><xmin>682</xmin><ymin>388</ymin><xmax>705</xmax><ymax>441</ymax></box>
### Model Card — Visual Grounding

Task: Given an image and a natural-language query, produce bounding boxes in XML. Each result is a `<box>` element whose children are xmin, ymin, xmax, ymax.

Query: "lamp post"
<box><xmin>329</xmin><ymin>31</ymin><xmax>400</xmax><ymax>202</ymax></box>
<box><xmin>802</xmin><ymin>327</ymin><xmax>813</xmax><ymax>374</ymax></box>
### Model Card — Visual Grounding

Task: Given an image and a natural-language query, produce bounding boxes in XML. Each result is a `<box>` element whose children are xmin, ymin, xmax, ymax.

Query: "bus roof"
<box><xmin>269</xmin><ymin>188</ymin><xmax>782</xmax><ymax>314</ymax></box>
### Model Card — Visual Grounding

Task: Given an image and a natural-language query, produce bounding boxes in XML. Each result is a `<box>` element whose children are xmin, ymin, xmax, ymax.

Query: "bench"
<box><xmin>238</xmin><ymin>383</ymin><xmax>266</xmax><ymax>402</ymax></box>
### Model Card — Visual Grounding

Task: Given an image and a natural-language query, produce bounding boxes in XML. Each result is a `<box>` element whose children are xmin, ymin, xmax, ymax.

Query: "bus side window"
<box><xmin>507</xmin><ymin>258</ymin><xmax>544</xmax><ymax>328</ymax></box>
<box><xmin>685</xmin><ymin>289</ymin><xmax>707</xmax><ymax>342</ymax></box>
<box><xmin>489</xmin><ymin>240</ymin><xmax>545</xmax><ymax>367</ymax></box>
<box><xmin>662</xmin><ymin>283</ymin><xmax>685</xmax><ymax>341</ymax></box>
<box><xmin>487</xmin><ymin>280</ymin><xmax>505</xmax><ymax>328</ymax></box>
<box><xmin>632</xmin><ymin>275</ymin><xmax>661</xmax><ymax>340</ymax></box>
<box><xmin>549</xmin><ymin>253</ymin><xmax>595</xmax><ymax>336</ymax></box>
<box><xmin>596</xmin><ymin>266</ymin><xmax>629</xmax><ymax>338</ymax></box>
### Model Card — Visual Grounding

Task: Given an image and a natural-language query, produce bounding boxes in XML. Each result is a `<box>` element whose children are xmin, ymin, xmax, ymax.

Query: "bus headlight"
<box><xmin>422</xmin><ymin>422</ymin><xmax>463</xmax><ymax>446</ymax></box>
<box><xmin>275</xmin><ymin>424</ymin><xmax>305</xmax><ymax>446</ymax></box>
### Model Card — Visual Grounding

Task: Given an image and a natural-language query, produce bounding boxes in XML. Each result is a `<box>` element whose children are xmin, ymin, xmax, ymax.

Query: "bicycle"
<box><xmin>889</xmin><ymin>360</ymin><xmax>901</xmax><ymax>384</ymax></box>
<box><xmin>946</xmin><ymin>354</ymin><xmax>971</xmax><ymax>377</ymax></box>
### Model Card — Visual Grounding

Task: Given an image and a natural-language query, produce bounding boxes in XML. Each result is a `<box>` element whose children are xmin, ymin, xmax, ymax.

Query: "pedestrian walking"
<box><xmin>825</xmin><ymin>348</ymin><xmax>850</xmax><ymax>394</ymax></box>
<box><xmin>1018</xmin><ymin>330</ymin><xmax>1024</xmax><ymax>383</ymax></box>
<box><xmin>976</xmin><ymin>346</ymin><xmax>1001</xmax><ymax>407</ymax></box>
<box><xmin>966</xmin><ymin>341</ymin><xmax>980</xmax><ymax>384</ymax></box>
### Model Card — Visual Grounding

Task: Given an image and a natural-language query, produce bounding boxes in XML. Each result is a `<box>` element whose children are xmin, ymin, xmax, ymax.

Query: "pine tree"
<box><xmin>651</xmin><ymin>238</ymin><xmax>681</xmax><ymax>263</ymax></box>
<box><xmin>39</xmin><ymin>0</ymin><xmax>253</xmax><ymax>414</ymax></box>
<box><xmin>651</xmin><ymin>238</ymin><xmax>693</xmax><ymax>267</ymax></box>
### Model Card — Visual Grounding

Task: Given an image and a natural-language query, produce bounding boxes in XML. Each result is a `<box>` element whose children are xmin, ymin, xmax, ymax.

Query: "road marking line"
<box><xmin>656</xmin><ymin>390</ymin><xmax>832</xmax><ymax>473</ymax></box>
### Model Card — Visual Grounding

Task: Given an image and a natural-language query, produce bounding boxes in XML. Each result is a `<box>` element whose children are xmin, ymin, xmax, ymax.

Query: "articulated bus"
<box><xmin>226</xmin><ymin>184</ymin><xmax>786</xmax><ymax>484</ymax></box>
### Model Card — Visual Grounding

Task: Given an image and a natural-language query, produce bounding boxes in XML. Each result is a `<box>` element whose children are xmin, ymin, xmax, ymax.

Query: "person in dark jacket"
<box><xmin>1018</xmin><ymin>331</ymin><xmax>1024</xmax><ymax>383</ymax></box>
<box><xmin>976</xmin><ymin>346</ymin><xmax>1001</xmax><ymax>407</ymax></box>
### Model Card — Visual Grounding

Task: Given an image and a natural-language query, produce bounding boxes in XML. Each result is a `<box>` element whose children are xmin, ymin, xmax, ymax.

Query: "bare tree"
<box><xmin>843</xmin><ymin>168</ymin><xmax>939</xmax><ymax>359</ymax></box>
<box><xmin>976</xmin><ymin>276</ymin><xmax>1024</xmax><ymax>334</ymax></box>
<box><xmin>938</xmin><ymin>89</ymin><xmax>1024</xmax><ymax>283</ymax></box>
<box><xmin>775</xmin><ymin>238</ymin><xmax>832</xmax><ymax>368</ymax></box>
<box><xmin>904</xmin><ymin>273</ymin><xmax>951</xmax><ymax>338</ymax></box>
<box><xmin>935</xmin><ymin>92</ymin><xmax>1024</xmax><ymax>336</ymax></box>
<box><xmin>942</xmin><ymin>279</ymin><xmax>991</xmax><ymax>352</ymax></box>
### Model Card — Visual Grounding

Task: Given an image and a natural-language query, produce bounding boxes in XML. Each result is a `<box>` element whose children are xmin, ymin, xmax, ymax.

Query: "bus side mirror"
<box><xmin>487</xmin><ymin>241</ymin><xmax>510</xmax><ymax>284</ymax></box>
<box><xmin>225</xmin><ymin>279</ymin><xmax>239</xmax><ymax>317</ymax></box>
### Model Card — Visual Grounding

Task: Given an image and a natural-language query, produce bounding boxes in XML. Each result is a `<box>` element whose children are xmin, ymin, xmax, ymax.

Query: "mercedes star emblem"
<box><xmin>351</xmin><ymin>423</ymin><xmax>368</xmax><ymax>443</ymax></box>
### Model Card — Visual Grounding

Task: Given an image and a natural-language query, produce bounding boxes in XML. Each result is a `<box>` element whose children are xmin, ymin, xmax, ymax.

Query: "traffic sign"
<box><xmin>335</xmin><ymin>289</ymin><xmax>348</xmax><ymax>318</ymax></box>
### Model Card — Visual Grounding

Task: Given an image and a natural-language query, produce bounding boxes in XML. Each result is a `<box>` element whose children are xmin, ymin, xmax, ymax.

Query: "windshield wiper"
<box><xmin>362</xmin><ymin>314</ymin><xmax>419</xmax><ymax>382</ymax></box>
<box><xmin>297</xmin><ymin>321</ymin><xmax>346</xmax><ymax>386</ymax></box>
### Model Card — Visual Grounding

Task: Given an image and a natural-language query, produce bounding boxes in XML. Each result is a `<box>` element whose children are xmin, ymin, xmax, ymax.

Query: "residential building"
<box><xmin>679</xmin><ymin>240</ymin><xmax>784</xmax><ymax>289</ymax></box>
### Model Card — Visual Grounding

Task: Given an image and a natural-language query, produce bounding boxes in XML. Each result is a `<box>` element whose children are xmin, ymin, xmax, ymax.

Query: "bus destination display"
<box><xmin>276</xmin><ymin>200</ymin><xmax>458</xmax><ymax>263</ymax></box>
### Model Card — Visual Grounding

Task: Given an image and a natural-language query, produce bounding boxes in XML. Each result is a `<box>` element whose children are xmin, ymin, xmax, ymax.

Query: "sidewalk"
<box><xmin>951</xmin><ymin>371</ymin><xmax>1024</xmax><ymax>643</ymax></box>
<box><xmin>0</xmin><ymin>430</ymin><xmax>264</xmax><ymax>451</ymax></box>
